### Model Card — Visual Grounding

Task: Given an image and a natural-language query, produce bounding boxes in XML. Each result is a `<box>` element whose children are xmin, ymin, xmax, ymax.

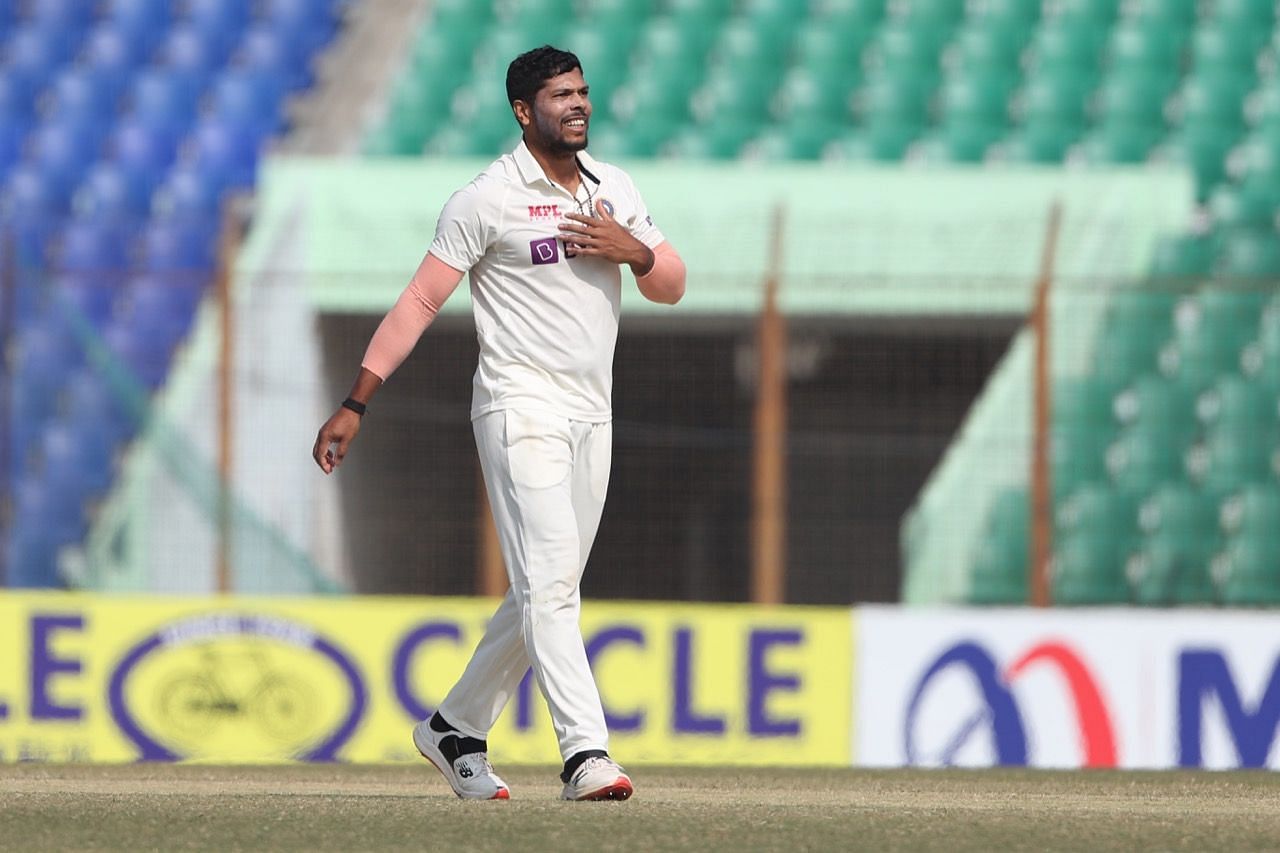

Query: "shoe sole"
<box><xmin>412</xmin><ymin>723</ymin><xmax>509</xmax><ymax>801</ymax></box>
<box><xmin>564</xmin><ymin>776</ymin><xmax>634</xmax><ymax>801</ymax></box>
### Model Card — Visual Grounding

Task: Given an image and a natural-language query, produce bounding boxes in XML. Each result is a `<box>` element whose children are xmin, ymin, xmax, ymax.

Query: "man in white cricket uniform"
<box><xmin>312</xmin><ymin>46</ymin><xmax>686</xmax><ymax>801</ymax></box>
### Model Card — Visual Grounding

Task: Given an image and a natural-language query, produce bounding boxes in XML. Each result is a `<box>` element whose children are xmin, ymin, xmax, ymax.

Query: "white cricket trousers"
<box><xmin>437</xmin><ymin>409</ymin><xmax>612</xmax><ymax>761</ymax></box>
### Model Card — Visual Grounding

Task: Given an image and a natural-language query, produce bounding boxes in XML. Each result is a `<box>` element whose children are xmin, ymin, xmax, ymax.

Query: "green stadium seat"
<box><xmin>1150</xmin><ymin>128</ymin><xmax>1239</xmax><ymax>201</ymax></box>
<box><xmin>1247</xmin><ymin>303</ymin><xmax>1280</xmax><ymax>387</ymax></box>
<box><xmin>1016</xmin><ymin>71</ymin><xmax>1094</xmax><ymax>127</ymax></box>
<box><xmin>1076</xmin><ymin>121</ymin><xmax>1163</xmax><ymax>164</ymax></box>
<box><xmin>747</xmin><ymin>122</ymin><xmax>842</xmax><ymax>160</ymax></box>
<box><xmin>1164</xmin><ymin>332</ymin><xmax>1247</xmax><ymax>396</ymax></box>
<box><xmin>990</xmin><ymin>122</ymin><xmax>1081</xmax><ymax>163</ymax></box>
<box><xmin>1095</xmin><ymin>71</ymin><xmax>1174</xmax><ymax>127</ymax></box>
<box><xmin>1055</xmin><ymin>375</ymin><xmax>1117</xmax><ymax>430</ymax></box>
<box><xmin>946</xmin><ymin>24</ymin><xmax>1027</xmax><ymax>76</ymax></box>
<box><xmin>1174</xmin><ymin>70</ymin><xmax>1254</xmax><ymax>129</ymax></box>
<box><xmin>1189</xmin><ymin>22</ymin><xmax>1268</xmax><ymax>75</ymax></box>
<box><xmin>867</xmin><ymin>22</ymin><xmax>947</xmax><ymax>81</ymax></box>
<box><xmin>1217</xmin><ymin>533</ymin><xmax>1280</xmax><ymax>605</ymax></box>
<box><xmin>1246</xmin><ymin>78</ymin><xmax>1280</xmax><ymax>127</ymax></box>
<box><xmin>1129</xmin><ymin>534</ymin><xmax>1218</xmax><ymax>606</ymax></box>
<box><xmin>1125</xmin><ymin>0</ymin><xmax>1197</xmax><ymax>27</ymax></box>
<box><xmin>710</xmin><ymin>18</ymin><xmax>791</xmax><ymax>74</ymax></box>
<box><xmin>828</xmin><ymin>123</ymin><xmax>921</xmax><ymax>161</ymax></box>
<box><xmin>665</xmin><ymin>0</ymin><xmax>731</xmax><ymax>29</ymax></box>
<box><xmin>1192</xmin><ymin>287</ymin><xmax>1271</xmax><ymax>349</ymax></box>
<box><xmin>1198</xmin><ymin>374</ymin><xmax>1277</xmax><ymax>438</ymax></box>
<box><xmin>579</xmin><ymin>0</ymin><xmax>654</xmax><ymax>28</ymax></box>
<box><xmin>1106</xmin><ymin>22</ymin><xmax>1186</xmax><ymax>73</ymax></box>
<box><xmin>692</xmin><ymin>68</ymin><xmax>779</xmax><ymax>125</ymax></box>
<box><xmin>911</xmin><ymin>121</ymin><xmax>1002</xmax><ymax>163</ymax></box>
<box><xmin>1191</xmin><ymin>426</ymin><xmax>1279</xmax><ymax>496</ymax></box>
<box><xmin>1051</xmin><ymin>531</ymin><xmax>1131</xmax><ymax>605</ymax></box>
<box><xmin>1029</xmin><ymin>18</ymin><xmax>1107</xmax><ymax>75</ymax></box>
<box><xmin>741</xmin><ymin>0</ymin><xmax>807</xmax><ymax>38</ymax></box>
<box><xmin>790</xmin><ymin>21</ymin><xmax>866</xmax><ymax>76</ymax></box>
<box><xmin>971</xmin><ymin>0</ymin><xmax>1040</xmax><ymax>31</ymax></box>
<box><xmin>561</xmin><ymin>20</ymin><xmax>638</xmax><ymax>63</ymax></box>
<box><xmin>503</xmin><ymin>0</ymin><xmax>576</xmax><ymax>34</ymax></box>
<box><xmin>1139</xmin><ymin>481</ymin><xmax>1217</xmax><ymax>540</ymax></box>
<box><xmin>1055</xmin><ymin>482</ymin><xmax>1138</xmax><ymax>543</ymax></box>
<box><xmin>632</xmin><ymin>17</ymin><xmax>717</xmax><ymax>67</ymax></box>
<box><xmin>1054</xmin><ymin>0</ymin><xmax>1121</xmax><ymax>25</ymax></box>
<box><xmin>1147</xmin><ymin>232</ymin><xmax>1217</xmax><ymax>281</ymax></box>
<box><xmin>411</xmin><ymin>27</ymin><xmax>482</xmax><ymax>77</ymax></box>
<box><xmin>939</xmin><ymin>70</ymin><xmax>1014</xmax><ymax>125</ymax></box>
<box><xmin>774</xmin><ymin>67</ymin><xmax>855</xmax><ymax>124</ymax></box>
<box><xmin>585</xmin><ymin>119</ymin><xmax>677</xmax><ymax>157</ymax></box>
<box><xmin>662</xmin><ymin>120</ymin><xmax>759</xmax><ymax>159</ymax></box>
<box><xmin>1091</xmin><ymin>307</ymin><xmax>1174</xmax><ymax>390</ymax></box>
<box><xmin>855</xmin><ymin>73</ymin><xmax>934</xmax><ymax>128</ymax></box>
<box><xmin>1113</xmin><ymin>373</ymin><xmax>1195</xmax><ymax>432</ymax></box>
<box><xmin>1210</xmin><ymin>0</ymin><xmax>1277</xmax><ymax>30</ymax></box>
<box><xmin>1220</xmin><ymin>482</ymin><xmax>1280</xmax><ymax>537</ymax></box>
<box><xmin>611</xmin><ymin>67</ymin><xmax>701</xmax><ymax>124</ymax></box>
<box><xmin>1209</xmin><ymin>183</ymin><xmax>1280</xmax><ymax>233</ymax></box>
<box><xmin>428</xmin><ymin>0</ymin><xmax>495</xmax><ymax>34</ymax></box>
<box><xmin>969</xmin><ymin>488</ymin><xmax>1031</xmax><ymax>605</ymax></box>
<box><xmin>1219</xmin><ymin>229</ymin><xmax>1280</xmax><ymax>281</ymax></box>
<box><xmin>969</xmin><ymin>538</ymin><xmax>1029</xmax><ymax>604</ymax></box>
<box><xmin>1052</xmin><ymin>424</ymin><xmax>1114</xmax><ymax>498</ymax></box>
<box><xmin>1106</xmin><ymin>422</ymin><xmax>1192</xmax><ymax>495</ymax></box>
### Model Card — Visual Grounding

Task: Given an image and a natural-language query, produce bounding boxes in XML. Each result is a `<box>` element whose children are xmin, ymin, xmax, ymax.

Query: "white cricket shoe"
<box><xmin>412</xmin><ymin>720</ymin><xmax>510</xmax><ymax>800</ymax></box>
<box><xmin>560</xmin><ymin>756</ymin><xmax>634</xmax><ymax>801</ymax></box>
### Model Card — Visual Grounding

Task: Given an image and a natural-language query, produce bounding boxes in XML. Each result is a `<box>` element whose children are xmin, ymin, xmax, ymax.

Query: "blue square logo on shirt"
<box><xmin>530</xmin><ymin>237</ymin><xmax>559</xmax><ymax>265</ymax></box>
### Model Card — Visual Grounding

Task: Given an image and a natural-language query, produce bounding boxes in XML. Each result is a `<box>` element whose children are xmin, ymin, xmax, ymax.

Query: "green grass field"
<box><xmin>2</xmin><ymin>763</ymin><xmax>1279</xmax><ymax>852</ymax></box>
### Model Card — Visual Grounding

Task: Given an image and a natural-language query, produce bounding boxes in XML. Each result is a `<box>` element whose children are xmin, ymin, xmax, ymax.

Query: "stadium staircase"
<box><xmin>371</xmin><ymin>0</ymin><xmax>1280</xmax><ymax>607</ymax></box>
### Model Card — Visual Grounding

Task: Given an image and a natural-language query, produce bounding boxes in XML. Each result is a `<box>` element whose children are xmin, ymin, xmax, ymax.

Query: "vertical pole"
<box><xmin>1030</xmin><ymin>202</ymin><xmax>1062</xmax><ymax>608</ymax></box>
<box><xmin>215</xmin><ymin>203</ymin><xmax>243</xmax><ymax>595</ymax></box>
<box><xmin>476</xmin><ymin>465</ymin><xmax>506</xmax><ymax>596</ymax></box>
<box><xmin>751</xmin><ymin>204</ymin><xmax>787</xmax><ymax>605</ymax></box>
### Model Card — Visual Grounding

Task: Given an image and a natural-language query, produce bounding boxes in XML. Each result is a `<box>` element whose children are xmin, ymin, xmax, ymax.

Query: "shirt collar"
<box><xmin>512</xmin><ymin>138</ymin><xmax>603</xmax><ymax>189</ymax></box>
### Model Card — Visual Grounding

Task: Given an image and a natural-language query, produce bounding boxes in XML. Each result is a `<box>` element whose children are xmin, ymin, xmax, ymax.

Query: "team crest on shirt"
<box><xmin>597</xmin><ymin>198</ymin><xmax>614</xmax><ymax>216</ymax></box>
<box><xmin>528</xmin><ymin>204</ymin><xmax>562</xmax><ymax>221</ymax></box>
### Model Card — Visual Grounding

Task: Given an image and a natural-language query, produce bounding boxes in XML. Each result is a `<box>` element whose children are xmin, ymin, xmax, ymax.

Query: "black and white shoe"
<box><xmin>412</xmin><ymin>718</ymin><xmax>510</xmax><ymax>800</ymax></box>
<box><xmin>560</xmin><ymin>756</ymin><xmax>633</xmax><ymax>801</ymax></box>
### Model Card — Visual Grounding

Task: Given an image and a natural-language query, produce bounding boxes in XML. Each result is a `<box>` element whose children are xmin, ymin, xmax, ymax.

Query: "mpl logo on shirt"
<box><xmin>530</xmin><ymin>237</ymin><xmax>559</xmax><ymax>265</ymax></box>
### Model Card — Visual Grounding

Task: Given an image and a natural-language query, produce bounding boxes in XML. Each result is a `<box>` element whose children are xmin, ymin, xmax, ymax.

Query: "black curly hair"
<box><xmin>505</xmin><ymin>45</ymin><xmax>583</xmax><ymax>107</ymax></box>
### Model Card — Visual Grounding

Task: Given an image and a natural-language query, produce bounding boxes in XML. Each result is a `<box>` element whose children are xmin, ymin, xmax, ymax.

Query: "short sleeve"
<box><xmin>428</xmin><ymin>185</ymin><xmax>491</xmax><ymax>272</ymax></box>
<box><xmin>615</xmin><ymin>169</ymin><xmax>665</xmax><ymax>249</ymax></box>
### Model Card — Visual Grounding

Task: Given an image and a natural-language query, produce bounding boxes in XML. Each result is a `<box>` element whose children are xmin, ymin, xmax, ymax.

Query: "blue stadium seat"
<box><xmin>152</xmin><ymin>166</ymin><xmax>228</xmax><ymax>222</ymax></box>
<box><xmin>184</xmin><ymin>0</ymin><xmax>252</xmax><ymax>56</ymax></box>
<box><xmin>158</xmin><ymin>24</ymin><xmax>228</xmax><ymax>91</ymax></box>
<box><xmin>50</xmin><ymin>272</ymin><xmax>117</xmax><ymax>328</ymax></box>
<box><xmin>103</xmin><ymin>319</ymin><xmax>172</xmax><ymax>388</ymax></box>
<box><xmin>237</xmin><ymin>24</ymin><xmax>313</xmax><ymax>92</ymax></box>
<box><xmin>54</xmin><ymin>217</ymin><xmax>132</xmax><ymax>275</ymax></box>
<box><xmin>189</xmin><ymin>118</ymin><xmax>261</xmax><ymax>189</ymax></box>
<box><xmin>263</xmin><ymin>0</ymin><xmax>340</xmax><ymax>55</ymax></box>
<box><xmin>4</xmin><ymin>26</ymin><xmax>73</xmax><ymax>92</ymax></box>
<box><xmin>108</xmin><ymin>118</ymin><xmax>181</xmax><ymax>178</ymax></box>
<box><xmin>46</xmin><ymin>67</ymin><xmax>125</xmax><ymax>123</ymax></box>
<box><xmin>127</xmin><ymin>69</ymin><xmax>201</xmax><ymax>132</ymax></box>
<box><xmin>137</xmin><ymin>220</ymin><xmax>217</xmax><ymax>272</ymax></box>
<box><xmin>4</xmin><ymin>525</ymin><xmax>63</xmax><ymax>589</ymax></box>
<box><xmin>208</xmin><ymin>69</ymin><xmax>287</xmax><ymax>136</ymax></box>
<box><xmin>81</xmin><ymin>23</ymin><xmax>150</xmax><ymax>90</ymax></box>
<box><xmin>73</xmin><ymin>162</ymin><xmax>155</xmax><ymax>222</ymax></box>
<box><xmin>28</xmin><ymin>118</ymin><xmax>102</xmax><ymax>198</ymax></box>
<box><xmin>62</xmin><ymin>366</ymin><xmax>136</xmax><ymax>446</ymax></box>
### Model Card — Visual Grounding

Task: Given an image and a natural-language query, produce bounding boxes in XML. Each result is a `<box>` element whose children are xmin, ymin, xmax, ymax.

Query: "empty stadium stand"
<box><xmin>0</xmin><ymin>0</ymin><xmax>346</xmax><ymax>586</ymax></box>
<box><xmin>369</xmin><ymin>0</ymin><xmax>1280</xmax><ymax>607</ymax></box>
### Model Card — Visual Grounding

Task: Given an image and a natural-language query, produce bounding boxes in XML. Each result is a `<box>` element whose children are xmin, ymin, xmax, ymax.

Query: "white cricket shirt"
<box><xmin>428</xmin><ymin>140</ymin><xmax>665</xmax><ymax>423</ymax></box>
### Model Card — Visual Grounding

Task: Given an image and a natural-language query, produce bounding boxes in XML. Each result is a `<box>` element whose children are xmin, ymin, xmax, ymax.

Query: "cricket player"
<box><xmin>312</xmin><ymin>46</ymin><xmax>686</xmax><ymax>801</ymax></box>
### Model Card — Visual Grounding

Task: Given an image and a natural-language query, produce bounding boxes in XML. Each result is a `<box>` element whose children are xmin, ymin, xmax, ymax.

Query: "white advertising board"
<box><xmin>856</xmin><ymin>607</ymin><xmax>1280</xmax><ymax>770</ymax></box>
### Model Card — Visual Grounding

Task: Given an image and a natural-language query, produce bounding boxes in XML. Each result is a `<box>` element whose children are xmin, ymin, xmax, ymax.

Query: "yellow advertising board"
<box><xmin>0</xmin><ymin>592</ymin><xmax>854</xmax><ymax>765</ymax></box>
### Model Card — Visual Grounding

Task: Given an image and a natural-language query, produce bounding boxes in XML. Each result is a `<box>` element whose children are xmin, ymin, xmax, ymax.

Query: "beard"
<box><xmin>535</xmin><ymin>111</ymin><xmax>589</xmax><ymax>153</ymax></box>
